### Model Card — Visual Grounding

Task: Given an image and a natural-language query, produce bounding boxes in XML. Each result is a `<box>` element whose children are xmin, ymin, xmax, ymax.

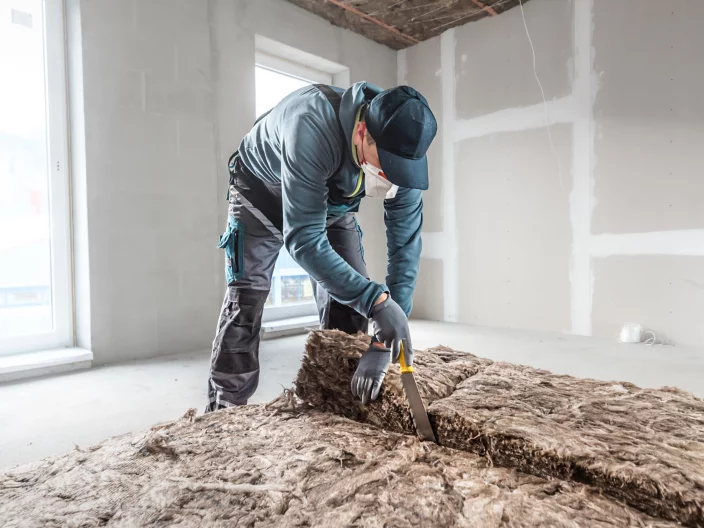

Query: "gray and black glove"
<box><xmin>369</xmin><ymin>296</ymin><xmax>414</xmax><ymax>366</ymax></box>
<box><xmin>351</xmin><ymin>341</ymin><xmax>391</xmax><ymax>404</ymax></box>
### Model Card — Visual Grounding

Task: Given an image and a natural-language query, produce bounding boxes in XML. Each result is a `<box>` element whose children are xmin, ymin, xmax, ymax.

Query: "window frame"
<box><xmin>255</xmin><ymin>51</ymin><xmax>334</xmax><ymax>86</ymax></box>
<box><xmin>0</xmin><ymin>0</ymin><xmax>73</xmax><ymax>356</ymax></box>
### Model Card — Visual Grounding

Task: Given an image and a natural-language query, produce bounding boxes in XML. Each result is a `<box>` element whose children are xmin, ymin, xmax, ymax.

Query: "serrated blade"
<box><xmin>400</xmin><ymin>371</ymin><xmax>437</xmax><ymax>443</ymax></box>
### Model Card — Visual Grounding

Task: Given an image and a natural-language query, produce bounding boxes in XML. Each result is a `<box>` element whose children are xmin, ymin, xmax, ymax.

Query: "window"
<box><xmin>0</xmin><ymin>0</ymin><xmax>72</xmax><ymax>355</ymax></box>
<box><xmin>255</xmin><ymin>62</ymin><xmax>330</xmax><ymax>320</ymax></box>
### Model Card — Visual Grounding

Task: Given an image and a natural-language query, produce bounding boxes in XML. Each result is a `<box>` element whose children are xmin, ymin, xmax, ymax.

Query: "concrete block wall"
<box><xmin>406</xmin><ymin>0</ymin><xmax>704</xmax><ymax>347</ymax></box>
<box><xmin>68</xmin><ymin>0</ymin><xmax>395</xmax><ymax>363</ymax></box>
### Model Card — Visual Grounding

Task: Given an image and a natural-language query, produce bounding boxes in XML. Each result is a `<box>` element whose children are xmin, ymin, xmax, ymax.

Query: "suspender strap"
<box><xmin>314</xmin><ymin>84</ymin><xmax>342</xmax><ymax>117</ymax></box>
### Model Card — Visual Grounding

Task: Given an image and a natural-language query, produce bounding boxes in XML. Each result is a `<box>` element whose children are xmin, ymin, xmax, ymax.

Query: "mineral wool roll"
<box><xmin>295</xmin><ymin>330</ymin><xmax>704</xmax><ymax>527</ymax></box>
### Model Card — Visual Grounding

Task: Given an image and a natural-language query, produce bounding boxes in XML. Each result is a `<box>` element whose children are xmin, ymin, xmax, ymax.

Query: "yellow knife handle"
<box><xmin>399</xmin><ymin>342</ymin><xmax>414</xmax><ymax>374</ymax></box>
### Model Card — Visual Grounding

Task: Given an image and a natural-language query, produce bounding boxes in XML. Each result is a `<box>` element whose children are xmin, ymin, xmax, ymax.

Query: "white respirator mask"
<box><xmin>363</xmin><ymin>162</ymin><xmax>398</xmax><ymax>200</ymax></box>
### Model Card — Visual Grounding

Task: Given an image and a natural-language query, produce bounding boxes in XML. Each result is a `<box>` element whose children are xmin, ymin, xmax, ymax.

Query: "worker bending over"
<box><xmin>207</xmin><ymin>81</ymin><xmax>437</xmax><ymax>411</ymax></box>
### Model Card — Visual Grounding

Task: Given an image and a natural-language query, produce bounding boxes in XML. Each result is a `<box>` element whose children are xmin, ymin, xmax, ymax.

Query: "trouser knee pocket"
<box><xmin>212</xmin><ymin>288</ymin><xmax>268</xmax><ymax>373</ymax></box>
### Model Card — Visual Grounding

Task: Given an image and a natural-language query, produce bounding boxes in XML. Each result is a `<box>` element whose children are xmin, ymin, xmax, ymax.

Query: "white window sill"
<box><xmin>261</xmin><ymin>315</ymin><xmax>320</xmax><ymax>340</ymax></box>
<box><xmin>0</xmin><ymin>347</ymin><xmax>93</xmax><ymax>383</ymax></box>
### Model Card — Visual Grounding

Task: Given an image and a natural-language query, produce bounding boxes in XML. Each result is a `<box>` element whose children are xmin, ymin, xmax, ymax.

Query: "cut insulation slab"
<box><xmin>296</xmin><ymin>330</ymin><xmax>704</xmax><ymax>527</ymax></box>
<box><xmin>0</xmin><ymin>401</ymin><xmax>678</xmax><ymax>528</ymax></box>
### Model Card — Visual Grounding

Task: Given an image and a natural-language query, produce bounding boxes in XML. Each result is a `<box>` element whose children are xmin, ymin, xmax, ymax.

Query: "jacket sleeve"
<box><xmin>384</xmin><ymin>187</ymin><xmax>423</xmax><ymax>316</ymax></box>
<box><xmin>280</xmin><ymin>113</ymin><xmax>386</xmax><ymax>317</ymax></box>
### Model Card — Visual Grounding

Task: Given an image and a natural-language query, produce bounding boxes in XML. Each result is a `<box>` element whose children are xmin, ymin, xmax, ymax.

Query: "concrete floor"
<box><xmin>1</xmin><ymin>320</ymin><xmax>702</xmax><ymax>470</ymax></box>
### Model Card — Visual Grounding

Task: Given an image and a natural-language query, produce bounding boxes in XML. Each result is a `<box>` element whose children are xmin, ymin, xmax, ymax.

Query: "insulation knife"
<box><xmin>398</xmin><ymin>342</ymin><xmax>437</xmax><ymax>443</ymax></box>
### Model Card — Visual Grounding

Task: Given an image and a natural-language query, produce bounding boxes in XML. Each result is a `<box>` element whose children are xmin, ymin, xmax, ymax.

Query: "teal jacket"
<box><xmin>238</xmin><ymin>82</ymin><xmax>423</xmax><ymax>318</ymax></box>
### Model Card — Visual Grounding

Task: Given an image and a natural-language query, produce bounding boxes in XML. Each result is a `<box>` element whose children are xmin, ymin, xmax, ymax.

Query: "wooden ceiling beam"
<box><xmin>325</xmin><ymin>0</ymin><xmax>421</xmax><ymax>45</ymax></box>
<box><xmin>469</xmin><ymin>0</ymin><xmax>498</xmax><ymax>16</ymax></box>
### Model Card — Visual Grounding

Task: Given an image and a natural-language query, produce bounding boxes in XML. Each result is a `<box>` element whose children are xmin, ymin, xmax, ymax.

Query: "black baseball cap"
<box><xmin>365</xmin><ymin>86</ymin><xmax>437</xmax><ymax>191</ymax></box>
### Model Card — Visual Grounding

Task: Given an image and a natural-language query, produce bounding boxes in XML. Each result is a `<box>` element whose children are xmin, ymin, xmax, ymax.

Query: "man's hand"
<box><xmin>351</xmin><ymin>341</ymin><xmax>391</xmax><ymax>404</ymax></box>
<box><xmin>369</xmin><ymin>295</ymin><xmax>414</xmax><ymax>366</ymax></box>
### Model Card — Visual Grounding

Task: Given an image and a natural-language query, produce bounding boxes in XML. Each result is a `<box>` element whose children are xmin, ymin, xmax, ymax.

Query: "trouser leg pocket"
<box><xmin>218</xmin><ymin>215</ymin><xmax>244</xmax><ymax>284</ymax></box>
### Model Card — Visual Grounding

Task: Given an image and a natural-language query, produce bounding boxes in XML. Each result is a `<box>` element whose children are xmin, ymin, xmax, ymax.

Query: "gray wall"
<box><xmin>405</xmin><ymin>0</ymin><xmax>704</xmax><ymax>347</ymax></box>
<box><xmin>67</xmin><ymin>0</ymin><xmax>396</xmax><ymax>363</ymax></box>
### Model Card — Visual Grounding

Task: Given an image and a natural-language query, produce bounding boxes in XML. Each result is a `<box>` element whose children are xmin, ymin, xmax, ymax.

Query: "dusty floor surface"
<box><xmin>0</xmin><ymin>399</ymin><xmax>679</xmax><ymax>528</ymax></box>
<box><xmin>297</xmin><ymin>330</ymin><xmax>704</xmax><ymax>527</ymax></box>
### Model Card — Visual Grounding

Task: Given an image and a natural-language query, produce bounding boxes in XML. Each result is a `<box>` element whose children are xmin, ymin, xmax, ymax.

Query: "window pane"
<box><xmin>255</xmin><ymin>65</ymin><xmax>316</xmax><ymax>310</ymax></box>
<box><xmin>281</xmin><ymin>276</ymin><xmax>314</xmax><ymax>304</ymax></box>
<box><xmin>255</xmin><ymin>67</ymin><xmax>310</xmax><ymax>118</ymax></box>
<box><xmin>0</xmin><ymin>0</ymin><xmax>53</xmax><ymax>338</ymax></box>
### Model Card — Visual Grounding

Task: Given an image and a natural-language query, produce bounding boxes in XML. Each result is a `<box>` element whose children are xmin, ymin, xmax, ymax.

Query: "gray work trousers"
<box><xmin>206</xmin><ymin>173</ymin><xmax>368</xmax><ymax>411</ymax></box>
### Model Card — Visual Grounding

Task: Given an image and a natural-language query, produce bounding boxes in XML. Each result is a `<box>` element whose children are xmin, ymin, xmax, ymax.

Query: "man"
<box><xmin>207</xmin><ymin>81</ymin><xmax>437</xmax><ymax>412</ymax></box>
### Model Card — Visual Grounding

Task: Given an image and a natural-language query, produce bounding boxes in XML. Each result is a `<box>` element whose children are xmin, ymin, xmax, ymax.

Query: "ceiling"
<box><xmin>284</xmin><ymin>0</ymin><xmax>530</xmax><ymax>50</ymax></box>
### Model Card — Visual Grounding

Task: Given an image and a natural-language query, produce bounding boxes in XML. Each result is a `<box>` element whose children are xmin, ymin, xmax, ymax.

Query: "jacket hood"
<box><xmin>339</xmin><ymin>81</ymin><xmax>384</xmax><ymax>164</ymax></box>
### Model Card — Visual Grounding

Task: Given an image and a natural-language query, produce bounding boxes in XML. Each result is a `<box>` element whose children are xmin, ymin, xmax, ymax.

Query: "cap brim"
<box><xmin>377</xmin><ymin>145</ymin><xmax>429</xmax><ymax>191</ymax></box>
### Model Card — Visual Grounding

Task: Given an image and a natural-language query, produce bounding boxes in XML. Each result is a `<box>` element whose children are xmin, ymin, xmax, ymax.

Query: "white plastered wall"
<box><xmin>67</xmin><ymin>0</ymin><xmax>396</xmax><ymax>363</ymax></box>
<box><xmin>405</xmin><ymin>0</ymin><xmax>704</xmax><ymax>347</ymax></box>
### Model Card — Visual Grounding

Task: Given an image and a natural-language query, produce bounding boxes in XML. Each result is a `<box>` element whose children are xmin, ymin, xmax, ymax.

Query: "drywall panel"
<box><xmin>592</xmin><ymin>0</ymin><xmax>704</xmax><ymax>234</ymax></box>
<box><xmin>592</xmin><ymin>121</ymin><xmax>704</xmax><ymax>234</ymax></box>
<box><xmin>456</xmin><ymin>125</ymin><xmax>573</xmax><ymax>333</ymax></box>
<box><xmin>406</xmin><ymin>36</ymin><xmax>443</xmax><ymax>233</ymax></box>
<box><xmin>455</xmin><ymin>0</ymin><xmax>573</xmax><ymax>120</ymax></box>
<box><xmin>593</xmin><ymin>0</ymin><xmax>704</xmax><ymax>122</ymax></box>
<box><xmin>410</xmin><ymin>258</ymin><xmax>444</xmax><ymax>321</ymax></box>
<box><xmin>592</xmin><ymin>256</ymin><xmax>704</xmax><ymax>347</ymax></box>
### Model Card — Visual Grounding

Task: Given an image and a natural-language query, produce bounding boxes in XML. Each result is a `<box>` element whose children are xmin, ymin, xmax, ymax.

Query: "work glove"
<box><xmin>351</xmin><ymin>341</ymin><xmax>391</xmax><ymax>404</ymax></box>
<box><xmin>369</xmin><ymin>296</ymin><xmax>414</xmax><ymax>366</ymax></box>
